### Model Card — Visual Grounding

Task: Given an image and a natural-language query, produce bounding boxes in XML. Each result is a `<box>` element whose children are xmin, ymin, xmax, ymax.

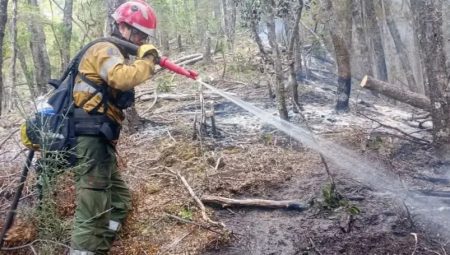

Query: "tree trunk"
<box><xmin>383</xmin><ymin>0</ymin><xmax>418</xmax><ymax>92</ymax></box>
<box><xmin>410</xmin><ymin>0</ymin><xmax>428</xmax><ymax>96</ymax></box>
<box><xmin>412</xmin><ymin>0</ymin><xmax>450</xmax><ymax>158</ymax></box>
<box><xmin>105</xmin><ymin>0</ymin><xmax>125</xmax><ymax>35</ymax></box>
<box><xmin>321</xmin><ymin>0</ymin><xmax>352</xmax><ymax>112</ymax></box>
<box><xmin>204</xmin><ymin>34</ymin><xmax>212</xmax><ymax>63</ymax></box>
<box><xmin>352</xmin><ymin>0</ymin><xmax>373</xmax><ymax>77</ymax></box>
<box><xmin>177</xmin><ymin>34</ymin><xmax>183</xmax><ymax>52</ymax></box>
<box><xmin>0</xmin><ymin>0</ymin><xmax>8</xmax><ymax>115</ymax></box>
<box><xmin>194</xmin><ymin>0</ymin><xmax>202</xmax><ymax>42</ymax></box>
<box><xmin>365</xmin><ymin>0</ymin><xmax>388</xmax><ymax>82</ymax></box>
<box><xmin>9</xmin><ymin>0</ymin><xmax>18</xmax><ymax>111</ymax></box>
<box><xmin>267</xmin><ymin>0</ymin><xmax>288</xmax><ymax>120</ymax></box>
<box><xmin>61</xmin><ymin>0</ymin><xmax>74</xmax><ymax>71</ymax></box>
<box><xmin>17</xmin><ymin>48</ymin><xmax>35</xmax><ymax>97</ymax></box>
<box><xmin>360</xmin><ymin>75</ymin><xmax>431</xmax><ymax>111</ymax></box>
<box><xmin>288</xmin><ymin>0</ymin><xmax>303</xmax><ymax>110</ymax></box>
<box><xmin>27</xmin><ymin>0</ymin><xmax>52</xmax><ymax>94</ymax></box>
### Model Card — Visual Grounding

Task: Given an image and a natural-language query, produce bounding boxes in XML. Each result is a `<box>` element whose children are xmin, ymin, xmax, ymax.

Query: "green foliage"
<box><xmin>178</xmin><ymin>207</ymin><xmax>193</xmax><ymax>220</ymax></box>
<box><xmin>33</xmin><ymin>154</ymin><xmax>72</xmax><ymax>253</ymax></box>
<box><xmin>321</xmin><ymin>183</ymin><xmax>361</xmax><ymax>215</ymax></box>
<box><xmin>261</xmin><ymin>133</ymin><xmax>274</xmax><ymax>145</ymax></box>
<box><xmin>228</xmin><ymin>52</ymin><xmax>258</xmax><ymax>74</ymax></box>
<box><xmin>321</xmin><ymin>183</ymin><xmax>342</xmax><ymax>209</ymax></box>
<box><xmin>157</xmin><ymin>74</ymin><xmax>175</xmax><ymax>93</ymax></box>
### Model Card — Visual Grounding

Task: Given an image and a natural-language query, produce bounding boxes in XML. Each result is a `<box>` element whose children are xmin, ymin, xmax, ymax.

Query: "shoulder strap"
<box><xmin>58</xmin><ymin>37</ymin><xmax>125</xmax><ymax>86</ymax></box>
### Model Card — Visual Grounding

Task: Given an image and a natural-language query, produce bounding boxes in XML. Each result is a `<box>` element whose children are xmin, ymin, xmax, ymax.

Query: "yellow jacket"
<box><xmin>73</xmin><ymin>41</ymin><xmax>155</xmax><ymax>124</ymax></box>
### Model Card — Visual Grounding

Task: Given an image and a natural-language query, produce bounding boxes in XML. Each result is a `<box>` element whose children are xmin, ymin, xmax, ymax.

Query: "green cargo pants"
<box><xmin>71</xmin><ymin>136</ymin><xmax>131</xmax><ymax>254</ymax></box>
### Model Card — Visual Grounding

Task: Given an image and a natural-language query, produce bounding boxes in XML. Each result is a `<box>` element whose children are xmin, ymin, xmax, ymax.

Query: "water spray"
<box><xmin>196</xmin><ymin>78</ymin><xmax>450</xmax><ymax>239</ymax></box>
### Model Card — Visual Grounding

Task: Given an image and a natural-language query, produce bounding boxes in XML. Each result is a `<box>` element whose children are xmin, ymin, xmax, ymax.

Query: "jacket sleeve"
<box><xmin>86</xmin><ymin>42</ymin><xmax>156</xmax><ymax>91</ymax></box>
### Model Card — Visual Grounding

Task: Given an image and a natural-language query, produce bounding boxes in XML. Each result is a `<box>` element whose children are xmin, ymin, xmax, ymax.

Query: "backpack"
<box><xmin>20</xmin><ymin>38</ymin><xmax>134</xmax><ymax>163</ymax></box>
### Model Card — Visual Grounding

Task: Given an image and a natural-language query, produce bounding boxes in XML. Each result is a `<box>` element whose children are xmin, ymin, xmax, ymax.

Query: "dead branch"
<box><xmin>155</xmin><ymin>55</ymin><xmax>203</xmax><ymax>75</ymax></box>
<box><xmin>357</xmin><ymin>111</ymin><xmax>431</xmax><ymax>145</ymax></box>
<box><xmin>339</xmin><ymin>214</ymin><xmax>353</xmax><ymax>233</ymax></box>
<box><xmin>201</xmin><ymin>195</ymin><xmax>307</xmax><ymax>211</ymax></box>
<box><xmin>169</xmin><ymin>169</ymin><xmax>225</xmax><ymax>228</ymax></box>
<box><xmin>176</xmin><ymin>56</ymin><xmax>204</xmax><ymax>67</ymax></box>
<box><xmin>173</xmin><ymin>54</ymin><xmax>203</xmax><ymax>64</ymax></box>
<box><xmin>411</xmin><ymin>233</ymin><xmax>418</xmax><ymax>255</ymax></box>
<box><xmin>308</xmin><ymin>237</ymin><xmax>323</xmax><ymax>255</ymax></box>
<box><xmin>141</xmin><ymin>86</ymin><xmax>158</xmax><ymax>116</ymax></box>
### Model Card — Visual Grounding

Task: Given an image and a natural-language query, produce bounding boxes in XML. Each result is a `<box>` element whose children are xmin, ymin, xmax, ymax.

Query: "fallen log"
<box><xmin>360</xmin><ymin>75</ymin><xmax>431</xmax><ymax>111</ymax></box>
<box><xmin>201</xmin><ymin>195</ymin><xmax>308</xmax><ymax>211</ymax></box>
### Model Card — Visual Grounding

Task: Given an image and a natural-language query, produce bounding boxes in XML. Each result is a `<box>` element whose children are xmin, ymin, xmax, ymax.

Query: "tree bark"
<box><xmin>383</xmin><ymin>0</ymin><xmax>418</xmax><ymax>92</ymax></box>
<box><xmin>360</xmin><ymin>75</ymin><xmax>431</xmax><ymax>111</ymax></box>
<box><xmin>288</xmin><ymin>0</ymin><xmax>303</xmax><ymax>110</ymax></box>
<box><xmin>105</xmin><ymin>0</ymin><xmax>125</xmax><ymax>35</ymax></box>
<box><xmin>27</xmin><ymin>0</ymin><xmax>52</xmax><ymax>94</ymax></box>
<box><xmin>365</xmin><ymin>0</ymin><xmax>388</xmax><ymax>82</ymax></box>
<box><xmin>221</xmin><ymin>0</ymin><xmax>237</xmax><ymax>46</ymax></box>
<box><xmin>321</xmin><ymin>0</ymin><xmax>352</xmax><ymax>112</ymax></box>
<box><xmin>267</xmin><ymin>0</ymin><xmax>288</xmax><ymax>120</ymax></box>
<box><xmin>352</xmin><ymin>0</ymin><xmax>373</xmax><ymax>77</ymax></box>
<box><xmin>410</xmin><ymin>0</ymin><xmax>428</xmax><ymax>96</ymax></box>
<box><xmin>204</xmin><ymin>34</ymin><xmax>212</xmax><ymax>63</ymax></box>
<box><xmin>61</xmin><ymin>0</ymin><xmax>74</xmax><ymax>71</ymax></box>
<box><xmin>412</xmin><ymin>0</ymin><xmax>450</xmax><ymax>158</ymax></box>
<box><xmin>0</xmin><ymin>0</ymin><xmax>8</xmax><ymax>115</ymax></box>
<box><xmin>9</xmin><ymin>0</ymin><xmax>18</xmax><ymax>111</ymax></box>
<box><xmin>17</xmin><ymin>48</ymin><xmax>35</xmax><ymax>97</ymax></box>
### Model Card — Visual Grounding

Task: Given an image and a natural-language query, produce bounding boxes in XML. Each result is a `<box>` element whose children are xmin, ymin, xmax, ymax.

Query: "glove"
<box><xmin>137</xmin><ymin>44</ymin><xmax>159</xmax><ymax>63</ymax></box>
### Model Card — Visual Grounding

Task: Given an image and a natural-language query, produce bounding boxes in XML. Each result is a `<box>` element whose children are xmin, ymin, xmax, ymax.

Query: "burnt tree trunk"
<box><xmin>412</xmin><ymin>0</ymin><xmax>450</xmax><ymax>158</ymax></box>
<box><xmin>28</xmin><ymin>0</ymin><xmax>52</xmax><ymax>94</ymax></box>
<box><xmin>267</xmin><ymin>0</ymin><xmax>288</xmax><ymax>120</ymax></box>
<box><xmin>365</xmin><ymin>0</ymin><xmax>388</xmax><ymax>82</ymax></box>
<box><xmin>322</xmin><ymin>0</ymin><xmax>352</xmax><ymax>112</ymax></box>
<box><xmin>383</xmin><ymin>0</ymin><xmax>418</xmax><ymax>92</ymax></box>
<box><xmin>0</xmin><ymin>0</ymin><xmax>7</xmax><ymax>115</ymax></box>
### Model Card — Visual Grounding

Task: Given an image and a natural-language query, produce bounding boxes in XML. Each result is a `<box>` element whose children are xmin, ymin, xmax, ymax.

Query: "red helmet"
<box><xmin>112</xmin><ymin>0</ymin><xmax>157</xmax><ymax>37</ymax></box>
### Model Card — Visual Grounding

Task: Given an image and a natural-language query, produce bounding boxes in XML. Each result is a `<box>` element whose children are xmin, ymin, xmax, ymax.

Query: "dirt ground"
<box><xmin>1</xmin><ymin>37</ymin><xmax>450</xmax><ymax>254</ymax></box>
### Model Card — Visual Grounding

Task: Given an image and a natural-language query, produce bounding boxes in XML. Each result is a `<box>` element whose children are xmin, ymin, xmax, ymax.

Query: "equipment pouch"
<box><xmin>114</xmin><ymin>89</ymin><xmax>135</xmax><ymax>109</ymax></box>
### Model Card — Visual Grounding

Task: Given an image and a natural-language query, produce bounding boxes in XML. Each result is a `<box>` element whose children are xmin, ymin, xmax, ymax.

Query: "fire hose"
<box><xmin>108</xmin><ymin>37</ymin><xmax>199</xmax><ymax>80</ymax></box>
<box><xmin>0</xmin><ymin>150</ymin><xmax>35</xmax><ymax>248</ymax></box>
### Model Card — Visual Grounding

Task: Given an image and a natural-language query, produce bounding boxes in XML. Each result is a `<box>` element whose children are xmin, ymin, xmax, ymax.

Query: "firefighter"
<box><xmin>70</xmin><ymin>1</ymin><xmax>159</xmax><ymax>254</ymax></box>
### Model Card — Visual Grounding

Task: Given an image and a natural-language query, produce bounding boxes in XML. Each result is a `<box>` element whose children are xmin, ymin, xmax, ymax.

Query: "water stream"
<box><xmin>198</xmin><ymin>79</ymin><xmax>450</xmax><ymax>239</ymax></box>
